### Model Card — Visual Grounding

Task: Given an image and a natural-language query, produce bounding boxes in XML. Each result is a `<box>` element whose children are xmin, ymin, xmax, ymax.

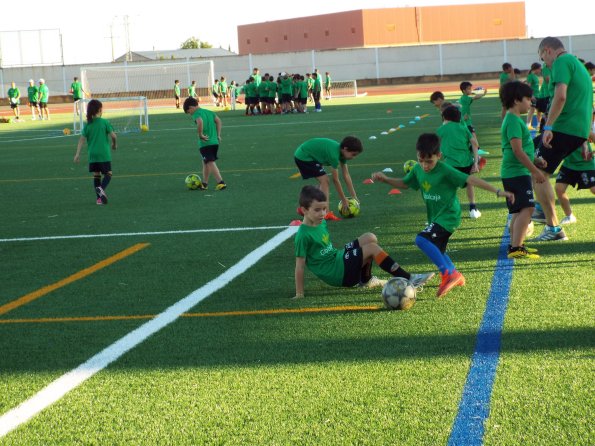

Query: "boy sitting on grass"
<box><xmin>293</xmin><ymin>186</ymin><xmax>434</xmax><ymax>299</ymax></box>
<box><xmin>372</xmin><ymin>134</ymin><xmax>514</xmax><ymax>298</ymax></box>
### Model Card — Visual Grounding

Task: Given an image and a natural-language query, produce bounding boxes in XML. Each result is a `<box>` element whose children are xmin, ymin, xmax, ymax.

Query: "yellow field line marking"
<box><xmin>0</xmin><ymin>243</ymin><xmax>150</xmax><ymax>316</ymax></box>
<box><xmin>0</xmin><ymin>305</ymin><xmax>380</xmax><ymax>324</ymax></box>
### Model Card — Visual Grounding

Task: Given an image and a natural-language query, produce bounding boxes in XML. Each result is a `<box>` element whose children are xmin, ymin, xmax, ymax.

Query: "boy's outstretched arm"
<box><xmin>466</xmin><ymin>176</ymin><xmax>515</xmax><ymax>204</ymax></box>
<box><xmin>340</xmin><ymin>163</ymin><xmax>358</xmax><ymax>201</ymax></box>
<box><xmin>371</xmin><ymin>172</ymin><xmax>408</xmax><ymax>189</ymax></box>
<box><xmin>331</xmin><ymin>168</ymin><xmax>350</xmax><ymax>209</ymax></box>
<box><xmin>294</xmin><ymin>257</ymin><xmax>306</xmax><ymax>299</ymax></box>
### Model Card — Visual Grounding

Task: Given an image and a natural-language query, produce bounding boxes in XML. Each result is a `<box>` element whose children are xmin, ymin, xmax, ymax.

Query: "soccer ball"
<box><xmin>403</xmin><ymin>159</ymin><xmax>417</xmax><ymax>174</ymax></box>
<box><xmin>185</xmin><ymin>174</ymin><xmax>202</xmax><ymax>190</ymax></box>
<box><xmin>140</xmin><ymin>124</ymin><xmax>149</xmax><ymax>132</ymax></box>
<box><xmin>382</xmin><ymin>277</ymin><xmax>416</xmax><ymax>310</ymax></box>
<box><xmin>338</xmin><ymin>198</ymin><xmax>360</xmax><ymax>218</ymax></box>
<box><xmin>63</xmin><ymin>128</ymin><xmax>71</xmax><ymax>135</ymax></box>
<box><xmin>224</xmin><ymin>106</ymin><xmax>230</xmax><ymax>111</ymax></box>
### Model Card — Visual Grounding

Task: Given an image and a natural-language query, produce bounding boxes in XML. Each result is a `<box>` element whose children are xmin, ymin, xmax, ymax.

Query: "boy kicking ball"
<box><xmin>293</xmin><ymin>186</ymin><xmax>435</xmax><ymax>299</ymax></box>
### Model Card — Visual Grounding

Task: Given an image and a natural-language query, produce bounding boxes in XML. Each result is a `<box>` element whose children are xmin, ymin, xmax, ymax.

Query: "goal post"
<box><xmin>80</xmin><ymin>60</ymin><xmax>215</xmax><ymax>107</ymax></box>
<box><xmin>74</xmin><ymin>96</ymin><xmax>148</xmax><ymax>135</ymax></box>
<box><xmin>322</xmin><ymin>80</ymin><xmax>359</xmax><ymax>98</ymax></box>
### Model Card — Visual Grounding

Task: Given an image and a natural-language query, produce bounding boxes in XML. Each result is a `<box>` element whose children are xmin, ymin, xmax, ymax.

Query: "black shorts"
<box><xmin>502</xmin><ymin>175</ymin><xmax>534</xmax><ymax>214</ymax></box>
<box><xmin>313</xmin><ymin>91</ymin><xmax>321</xmax><ymax>101</ymax></box>
<box><xmin>73</xmin><ymin>97</ymin><xmax>81</xmax><ymax>102</ymax></box>
<box><xmin>39</xmin><ymin>102</ymin><xmax>48</xmax><ymax>109</ymax></box>
<box><xmin>556</xmin><ymin>165</ymin><xmax>595</xmax><ymax>190</ymax></box>
<box><xmin>294</xmin><ymin>157</ymin><xmax>326</xmax><ymax>179</ymax></box>
<box><xmin>213</xmin><ymin>93</ymin><xmax>220</xmax><ymax>99</ymax></box>
<box><xmin>454</xmin><ymin>164</ymin><xmax>473</xmax><ymax>175</ymax></box>
<box><xmin>417</xmin><ymin>222</ymin><xmax>452</xmax><ymax>254</ymax></box>
<box><xmin>10</xmin><ymin>103</ymin><xmax>19</xmax><ymax>109</ymax></box>
<box><xmin>281</xmin><ymin>93</ymin><xmax>292</xmax><ymax>103</ymax></box>
<box><xmin>29</xmin><ymin>101</ymin><xmax>38</xmax><ymax>107</ymax></box>
<box><xmin>535</xmin><ymin>97</ymin><xmax>550</xmax><ymax>113</ymax></box>
<box><xmin>466</xmin><ymin>124</ymin><xmax>476</xmax><ymax>135</ymax></box>
<box><xmin>534</xmin><ymin>131</ymin><xmax>587</xmax><ymax>174</ymax></box>
<box><xmin>341</xmin><ymin>240</ymin><xmax>364</xmax><ymax>287</ymax></box>
<box><xmin>89</xmin><ymin>162</ymin><xmax>112</xmax><ymax>174</ymax></box>
<box><xmin>174</xmin><ymin>95</ymin><xmax>180</xmax><ymax>100</ymax></box>
<box><xmin>267</xmin><ymin>97</ymin><xmax>276</xmax><ymax>104</ymax></box>
<box><xmin>200</xmin><ymin>145</ymin><xmax>219</xmax><ymax>162</ymax></box>
<box><xmin>300</xmin><ymin>98</ymin><xmax>307</xmax><ymax>105</ymax></box>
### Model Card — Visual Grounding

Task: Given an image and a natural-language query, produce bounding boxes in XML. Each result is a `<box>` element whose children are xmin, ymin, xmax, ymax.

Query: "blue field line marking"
<box><xmin>447</xmin><ymin>221</ymin><xmax>513</xmax><ymax>446</ymax></box>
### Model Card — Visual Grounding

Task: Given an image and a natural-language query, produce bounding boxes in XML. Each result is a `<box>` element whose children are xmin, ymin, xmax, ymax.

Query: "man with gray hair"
<box><xmin>531</xmin><ymin>36</ymin><xmax>594</xmax><ymax>241</ymax></box>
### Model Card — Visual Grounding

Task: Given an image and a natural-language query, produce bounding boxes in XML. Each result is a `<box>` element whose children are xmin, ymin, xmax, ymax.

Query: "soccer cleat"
<box><xmin>469</xmin><ymin>209</ymin><xmax>482</xmax><ymax>219</ymax></box>
<box><xmin>215</xmin><ymin>182</ymin><xmax>227</xmax><ymax>191</ymax></box>
<box><xmin>437</xmin><ymin>271</ymin><xmax>465</xmax><ymax>298</ymax></box>
<box><xmin>507</xmin><ymin>247</ymin><xmax>540</xmax><ymax>259</ymax></box>
<box><xmin>95</xmin><ymin>186</ymin><xmax>108</xmax><ymax>204</ymax></box>
<box><xmin>560</xmin><ymin>214</ymin><xmax>577</xmax><ymax>225</ymax></box>
<box><xmin>359</xmin><ymin>276</ymin><xmax>388</xmax><ymax>289</ymax></box>
<box><xmin>530</xmin><ymin>226</ymin><xmax>568</xmax><ymax>242</ymax></box>
<box><xmin>96</xmin><ymin>198</ymin><xmax>103</xmax><ymax>205</ymax></box>
<box><xmin>531</xmin><ymin>209</ymin><xmax>546</xmax><ymax>223</ymax></box>
<box><xmin>324</xmin><ymin>211</ymin><xmax>341</xmax><ymax>221</ymax></box>
<box><xmin>408</xmin><ymin>272</ymin><xmax>436</xmax><ymax>289</ymax></box>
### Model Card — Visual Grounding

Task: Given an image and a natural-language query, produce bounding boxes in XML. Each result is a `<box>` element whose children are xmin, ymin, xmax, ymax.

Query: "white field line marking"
<box><xmin>0</xmin><ymin>225</ymin><xmax>288</xmax><ymax>243</ymax></box>
<box><xmin>0</xmin><ymin>225</ymin><xmax>298</xmax><ymax>438</ymax></box>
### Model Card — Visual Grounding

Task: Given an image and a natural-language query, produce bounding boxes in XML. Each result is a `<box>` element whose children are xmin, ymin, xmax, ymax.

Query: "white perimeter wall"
<box><xmin>1</xmin><ymin>35</ymin><xmax>594</xmax><ymax>97</ymax></box>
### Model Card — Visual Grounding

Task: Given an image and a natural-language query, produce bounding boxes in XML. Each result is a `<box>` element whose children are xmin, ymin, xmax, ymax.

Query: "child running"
<box><xmin>74</xmin><ymin>99</ymin><xmax>117</xmax><ymax>205</ymax></box>
<box><xmin>372</xmin><ymin>133</ymin><xmax>513</xmax><ymax>298</ymax></box>
<box><xmin>293</xmin><ymin>186</ymin><xmax>435</xmax><ymax>299</ymax></box>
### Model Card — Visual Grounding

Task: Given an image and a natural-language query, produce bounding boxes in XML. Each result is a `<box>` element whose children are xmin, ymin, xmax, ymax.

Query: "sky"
<box><xmin>0</xmin><ymin>0</ymin><xmax>592</xmax><ymax>66</ymax></box>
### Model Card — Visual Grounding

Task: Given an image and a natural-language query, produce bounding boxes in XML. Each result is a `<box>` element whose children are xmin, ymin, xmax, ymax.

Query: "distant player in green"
<box><xmin>499</xmin><ymin>63</ymin><xmax>516</xmax><ymax>118</ymax></box>
<box><xmin>74</xmin><ymin>99</ymin><xmax>117</xmax><ymax>205</ymax></box>
<box><xmin>38</xmin><ymin>79</ymin><xmax>50</xmax><ymax>120</ymax></box>
<box><xmin>294</xmin><ymin>137</ymin><xmax>363</xmax><ymax>220</ymax></box>
<box><xmin>7</xmin><ymin>81</ymin><xmax>20</xmax><ymax>120</ymax></box>
<box><xmin>188</xmin><ymin>80</ymin><xmax>197</xmax><ymax>99</ymax></box>
<box><xmin>174</xmin><ymin>80</ymin><xmax>181</xmax><ymax>109</ymax></box>
<box><xmin>499</xmin><ymin>81</ymin><xmax>546</xmax><ymax>259</ymax></box>
<box><xmin>459</xmin><ymin>81</ymin><xmax>487</xmax><ymax>168</ymax></box>
<box><xmin>525</xmin><ymin>63</ymin><xmax>542</xmax><ymax>128</ymax></box>
<box><xmin>324</xmin><ymin>71</ymin><xmax>332</xmax><ymax>100</ymax></box>
<box><xmin>183</xmin><ymin>97</ymin><xmax>226</xmax><ymax>191</ymax></box>
<box><xmin>554</xmin><ymin>142</ymin><xmax>595</xmax><ymax>225</ymax></box>
<box><xmin>437</xmin><ymin>105</ymin><xmax>481</xmax><ymax>218</ymax></box>
<box><xmin>532</xmin><ymin>37</ymin><xmax>594</xmax><ymax>241</ymax></box>
<box><xmin>69</xmin><ymin>76</ymin><xmax>86</xmax><ymax>115</ymax></box>
<box><xmin>219</xmin><ymin>76</ymin><xmax>228</xmax><ymax>108</ymax></box>
<box><xmin>212</xmin><ymin>79</ymin><xmax>220</xmax><ymax>106</ymax></box>
<box><xmin>372</xmin><ymin>133</ymin><xmax>513</xmax><ymax>298</ymax></box>
<box><xmin>27</xmin><ymin>79</ymin><xmax>40</xmax><ymax>120</ymax></box>
<box><xmin>267</xmin><ymin>75</ymin><xmax>277</xmax><ymax>113</ymax></box>
<box><xmin>312</xmin><ymin>73</ymin><xmax>322</xmax><ymax>112</ymax></box>
<box><xmin>293</xmin><ymin>186</ymin><xmax>435</xmax><ymax>299</ymax></box>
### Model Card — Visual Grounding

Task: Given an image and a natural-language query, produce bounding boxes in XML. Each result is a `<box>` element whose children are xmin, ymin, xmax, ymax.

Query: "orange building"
<box><xmin>238</xmin><ymin>2</ymin><xmax>526</xmax><ymax>55</ymax></box>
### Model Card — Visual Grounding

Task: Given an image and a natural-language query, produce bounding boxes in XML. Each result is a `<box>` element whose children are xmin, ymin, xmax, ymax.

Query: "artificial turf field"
<box><xmin>0</xmin><ymin>91</ymin><xmax>593</xmax><ymax>445</ymax></box>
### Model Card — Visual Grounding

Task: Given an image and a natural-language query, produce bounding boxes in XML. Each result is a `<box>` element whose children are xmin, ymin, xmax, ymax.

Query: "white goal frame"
<box><xmin>74</xmin><ymin>96</ymin><xmax>148</xmax><ymax>135</ymax></box>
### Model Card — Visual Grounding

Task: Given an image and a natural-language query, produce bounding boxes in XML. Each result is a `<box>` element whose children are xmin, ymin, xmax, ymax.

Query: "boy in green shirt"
<box><xmin>437</xmin><ymin>105</ymin><xmax>481</xmax><ymax>218</ymax></box>
<box><xmin>188</xmin><ymin>80</ymin><xmax>197</xmax><ymax>99</ymax></box>
<box><xmin>38</xmin><ymin>79</ymin><xmax>50</xmax><ymax>120</ymax></box>
<box><xmin>294</xmin><ymin>137</ymin><xmax>362</xmax><ymax>220</ymax></box>
<box><xmin>183</xmin><ymin>97</ymin><xmax>226</xmax><ymax>191</ymax></box>
<box><xmin>554</xmin><ymin>142</ymin><xmax>595</xmax><ymax>225</ymax></box>
<box><xmin>324</xmin><ymin>72</ymin><xmax>332</xmax><ymax>100</ymax></box>
<box><xmin>174</xmin><ymin>80</ymin><xmax>181</xmax><ymax>109</ymax></box>
<box><xmin>70</xmin><ymin>77</ymin><xmax>86</xmax><ymax>115</ymax></box>
<box><xmin>74</xmin><ymin>99</ymin><xmax>118</xmax><ymax>205</ymax></box>
<box><xmin>293</xmin><ymin>186</ymin><xmax>434</xmax><ymax>299</ymax></box>
<box><xmin>525</xmin><ymin>63</ymin><xmax>542</xmax><ymax>128</ymax></box>
<box><xmin>7</xmin><ymin>82</ymin><xmax>20</xmax><ymax>120</ymax></box>
<box><xmin>27</xmin><ymin>79</ymin><xmax>40</xmax><ymax>120</ymax></box>
<box><xmin>500</xmin><ymin>63</ymin><xmax>516</xmax><ymax>118</ymax></box>
<box><xmin>372</xmin><ymin>134</ymin><xmax>513</xmax><ymax>298</ymax></box>
<box><xmin>499</xmin><ymin>81</ymin><xmax>546</xmax><ymax>258</ymax></box>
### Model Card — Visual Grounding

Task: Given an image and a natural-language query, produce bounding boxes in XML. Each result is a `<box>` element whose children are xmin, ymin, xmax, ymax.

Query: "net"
<box><xmin>322</xmin><ymin>80</ymin><xmax>359</xmax><ymax>98</ymax></box>
<box><xmin>74</xmin><ymin>97</ymin><xmax>148</xmax><ymax>135</ymax></box>
<box><xmin>80</xmin><ymin>60</ymin><xmax>215</xmax><ymax>107</ymax></box>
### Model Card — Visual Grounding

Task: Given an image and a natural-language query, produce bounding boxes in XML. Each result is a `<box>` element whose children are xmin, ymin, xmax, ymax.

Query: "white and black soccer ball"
<box><xmin>382</xmin><ymin>277</ymin><xmax>416</xmax><ymax>310</ymax></box>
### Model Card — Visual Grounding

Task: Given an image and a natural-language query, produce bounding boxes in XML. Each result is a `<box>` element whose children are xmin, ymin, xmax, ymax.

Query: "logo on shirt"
<box><xmin>422</xmin><ymin>181</ymin><xmax>432</xmax><ymax>192</ymax></box>
<box><xmin>322</xmin><ymin>234</ymin><xmax>329</xmax><ymax>245</ymax></box>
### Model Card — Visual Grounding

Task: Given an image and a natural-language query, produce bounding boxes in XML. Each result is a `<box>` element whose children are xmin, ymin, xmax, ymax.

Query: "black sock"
<box><xmin>101</xmin><ymin>174</ymin><xmax>111</xmax><ymax>190</ymax></box>
<box><xmin>470</xmin><ymin>203</ymin><xmax>477</xmax><ymax>210</ymax></box>
<box><xmin>379</xmin><ymin>256</ymin><xmax>411</xmax><ymax>280</ymax></box>
<box><xmin>93</xmin><ymin>176</ymin><xmax>101</xmax><ymax>196</ymax></box>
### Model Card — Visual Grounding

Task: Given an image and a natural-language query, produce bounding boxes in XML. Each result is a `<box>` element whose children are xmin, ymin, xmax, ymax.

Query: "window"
<box><xmin>351</xmin><ymin>27</ymin><xmax>356</xmax><ymax>34</ymax></box>
<box><xmin>324</xmin><ymin>30</ymin><xmax>330</xmax><ymax>37</ymax></box>
<box><xmin>246</xmin><ymin>39</ymin><xmax>251</xmax><ymax>45</ymax></box>
<box><xmin>386</xmin><ymin>24</ymin><xmax>396</xmax><ymax>32</ymax></box>
<box><xmin>264</xmin><ymin>37</ymin><xmax>268</xmax><ymax>43</ymax></box>
<box><xmin>304</xmin><ymin>33</ymin><xmax>308</xmax><ymax>38</ymax></box>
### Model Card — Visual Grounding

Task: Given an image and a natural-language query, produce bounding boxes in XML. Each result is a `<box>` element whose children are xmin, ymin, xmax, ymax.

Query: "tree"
<box><xmin>180</xmin><ymin>37</ymin><xmax>213</xmax><ymax>49</ymax></box>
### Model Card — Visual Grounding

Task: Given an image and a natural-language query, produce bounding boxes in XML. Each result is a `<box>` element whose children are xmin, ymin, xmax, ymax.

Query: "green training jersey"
<box><xmin>82</xmin><ymin>117</ymin><xmax>114</xmax><ymax>163</ymax></box>
<box><xmin>561</xmin><ymin>146</ymin><xmax>595</xmax><ymax>171</ymax></box>
<box><xmin>280</xmin><ymin>77</ymin><xmax>293</xmax><ymax>94</ymax></box>
<box><xmin>500</xmin><ymin>112</ymin><xmax>534</xmax><ymax>178</ymax></box>
<box><xmin>39</xmin><ymin>84</ymin><xmax>49</xmax><ymax>103</ymax></box>
<box><xmin>313</xmin><ymin>77</ymin><xmax>322</xmax><ymax>92</ymax></box>
<box><xmin>403</xmin><ymin>161</ymin><xmax>468</xmax><ymax>233</ymax></box>
<box><xmin>324</xmin><ymin>75</ymin><xmax>331</xmax><ymax>87</ymax></box>
<box><xmin>294</xmin><ymin>138</ymin><xmax>342</xmax><ymax>169</ymax></box>
<box><xmin>258</xmin><ymin>80</ymin><xmax>268</xmax><ymax>97</ymax></box>
<box><xmin>8</xmin><ymin>87</ymin><xmax>20</xmax><ymax>104</ymax></box>
<box><xmin>267</xmin><ymin>81</ymin><xmax>277</xmax><ymax>98</ymax></box>
<box><xmin>294</xmin><ymin>220</ymin><xmax>344</xmax><ymax>287</ymax></box>
<box><xmin>299</xmin><ymin>80</ymin><xmax>309</xmax><ymax>99</ymax></box>
<box><xmin>437</xmin><ymin>121</ymin><xmax>474</xmax><ymax>167</ymax></box>
<box><xmin>458</xmin><ymin>94</ymin><xmax>473</xmax><ymax>126</ymax></box>
<box><xmin>219</xmin><ymin>81</ymin><xmax>228</xmax><ymax>93</ymax></box>
<box><xmin>539</xmin><ymin>65</ymin><xmax>552</xmax><ymax>98</ymax></box>
<box><xmin>71</xmin><ymin>81</ymin><xmax>83</xmax><ymax>99</ymax></box>
<box><xmin>27</xmin><ymin>85</ymin><xmax>38</xmax><ymax>102</ymax></box>
<box><xmin>174</xmin><ymin>84</ymin><xmax>181</xmax><ymax>96</ymax></box>
<box><xmin>551</xmin><ymin>53</ymin><xmax>594</xmax><ymax>138</ymax></box>
<box><xmin>191</xmin><ymin>107</ymin><xmax>219</xmax><ymax>148</ymax></box>
<box><xmin>188</xmin><ymin>84</ymin><xmax>197</xmax><ymax>98</ymax></box>
<box><xmin>500</xmin><ymin>72</ymin><xmax>512</xmax><ymax>85</ymax></box>
<box><xmin>526</xmin><ymin>72</ymin><xmax>540</xmax><ymax>97</ymax></box>
<box><xmin>251</xmin><ymin>73</ymin><xmax>261</xmax><ymax>86</ymax></box>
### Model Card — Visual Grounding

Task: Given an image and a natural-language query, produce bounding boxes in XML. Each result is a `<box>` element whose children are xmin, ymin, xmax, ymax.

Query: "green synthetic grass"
<box><xmin>1</xmin><ymin>93</ymin><xmax>594</xmax><ymax>445</ymax></box>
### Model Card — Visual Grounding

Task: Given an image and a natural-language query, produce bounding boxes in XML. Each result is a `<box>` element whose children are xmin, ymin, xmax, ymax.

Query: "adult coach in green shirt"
<box><xmin>532</xmin><ymin>37</ymin><xmax>594</xmax><ymax>241</ymax></box>
<box><xmin>27</xmin><ymin>79</ymin><xmax>40</xmax><ymax>120</ymax></box>
<box><xmin>38</xmin><ymin>79</ymin><xmax>50</xmax><ymax>120</ymax></box>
